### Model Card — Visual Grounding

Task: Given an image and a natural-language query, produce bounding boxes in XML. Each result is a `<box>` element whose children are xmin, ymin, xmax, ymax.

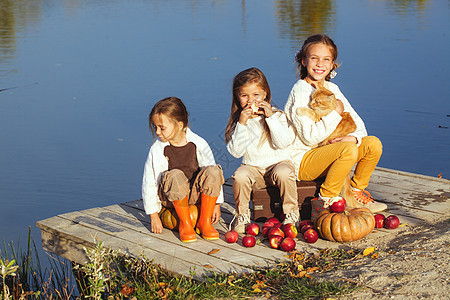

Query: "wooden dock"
<box><xmin>36</xmin><ymin>167</ymin><xmax>449</xmax><ymax>279</ymax></box>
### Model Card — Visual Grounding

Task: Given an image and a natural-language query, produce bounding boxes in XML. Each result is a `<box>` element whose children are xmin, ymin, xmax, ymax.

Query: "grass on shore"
<box><xmin>1</xmin><ymin>230</ymin><xmax>362</xmax><ymax>299</ymax></box>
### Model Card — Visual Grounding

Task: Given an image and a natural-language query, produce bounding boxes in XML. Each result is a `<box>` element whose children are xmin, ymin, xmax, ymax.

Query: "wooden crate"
<box><xmin>251</xmin><ymin>180</ymin><xmax>322</xmax><ymax>222</ymax></box>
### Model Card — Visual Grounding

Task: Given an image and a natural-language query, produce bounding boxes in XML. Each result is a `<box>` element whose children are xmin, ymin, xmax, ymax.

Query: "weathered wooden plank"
<box><xmin>56</xmin><ymin>210</ymin><xmax>257</xmax><ymax>274</ymax></box>
<box><xmin>98</xmin><ymin>204</ymin><xmax>290</xmax><ymax>265</ymax></box>
<box><xmin>40</xmin><ymin>227</ymin><xmax>91</xmax><ymax>264</ymax></box>
<box><xmin>373</xmin><ymin>167</ymin><xmax>447</xmax><ymax>184</ymax></box>
<box><xmin>37</xmin><ymin>217</ymin><xmax>213</xmax><ymax>279</ymax></box>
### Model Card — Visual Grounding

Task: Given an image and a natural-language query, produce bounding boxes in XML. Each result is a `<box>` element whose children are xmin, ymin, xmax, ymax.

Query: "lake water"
<box><xmin>1</xmin><ymin>0</ymin><xmax>449</xmax><ymax>258</ymax></box>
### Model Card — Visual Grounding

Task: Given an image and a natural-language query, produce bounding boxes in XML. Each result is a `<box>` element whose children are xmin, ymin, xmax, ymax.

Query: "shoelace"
<box><xmin>354</xmin><ymin>190</ymin><xmax>374</xmax><ymax>204</ymax></box>
<box><xmin>284</xmin><ymin>212</ymin><xmax>298</xmax><ymax>223</ymax></box>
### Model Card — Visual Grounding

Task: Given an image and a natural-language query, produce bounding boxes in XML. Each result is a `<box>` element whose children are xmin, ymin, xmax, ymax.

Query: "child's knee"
<box><xmin>363</xmin><ymin>136</ymin><xmax>383</xmax><ymax>155</ymax></box>
<box><xmin>202</xmin><ymin>165</ymin><xmax>224</xmax><ymax>183</ymax></box>
<box><xmin>200</xmin><ymin>165</ymin><xmax>225</xmax><ymax>191</ymax></box>
<box><xmin>160</xmin><ymin>169</ymin><xmax>189</xmax><ymax>202</ymax></box>
<box><xmin>273</xmin><ymin>165</ymin><xmax>295</xmax><ymax>183</ymax></box>
<box><xmin>232</xmin><ymin>168</ymin><xmax>252</xmax><ymax>185</ymax></box>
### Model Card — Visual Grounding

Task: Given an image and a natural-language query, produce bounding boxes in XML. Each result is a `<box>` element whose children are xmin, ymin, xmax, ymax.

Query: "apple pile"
<box><xmin>299</xmin><ymin>220</ymin><xmax>318</xmax><ymax>243</ymax></box>
<box><xmin>262</xmin><ymin>217</ymin><xmax>298</xmax><ymax>252</ymax></box>
<box><xmin>374</xmin><ymin>213</ymin><xmax>400</xmax><ymax>229</ymax></box>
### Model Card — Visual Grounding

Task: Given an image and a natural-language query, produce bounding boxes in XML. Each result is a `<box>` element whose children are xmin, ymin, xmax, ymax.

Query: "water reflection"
<box><xmin>275</xmin><ymin>0</ymin><xmax>335</xmax><ymax>49</ymax></box>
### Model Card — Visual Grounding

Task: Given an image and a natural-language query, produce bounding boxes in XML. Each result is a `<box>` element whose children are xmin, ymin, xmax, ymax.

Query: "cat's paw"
<box><xmin>296</xmin><ymin>107</ymin><xmax>309</xmax><ymax>116</ymax></box>
<box><xmin>296</xmin><ymin>107</ymin><xmax>317</xmax><ymax>121</ymax></box>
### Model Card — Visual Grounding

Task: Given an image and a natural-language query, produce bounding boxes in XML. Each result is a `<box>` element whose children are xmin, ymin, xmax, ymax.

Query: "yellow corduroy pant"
<box><xmin>298</xmin><ymin>136</ymin><xmax>382</xmax><ymax>198</ymax></box>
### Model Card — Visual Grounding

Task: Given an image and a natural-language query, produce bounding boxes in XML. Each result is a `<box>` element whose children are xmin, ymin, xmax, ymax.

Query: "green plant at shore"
<box><xmin>73</xmin><ymin>237</ymin><xmax>120</xmax><ymax>299</ymax></box>
<box><xmin>1</xmin><ymin>253</ymin><xmax>19</xmax><ymax>300</ymax></box>
<box><xmin>1</xmin><ymin>227</ymin><xmax>76</xmax><ymax>299</ymax></box>
<box><xmin>71</xmin><ymin>240</ymin><xmax>360</xmax><ymax>299</ymax></box>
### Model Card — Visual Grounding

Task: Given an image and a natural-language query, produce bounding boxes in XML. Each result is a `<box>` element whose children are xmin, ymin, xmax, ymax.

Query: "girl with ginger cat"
<box><xmin>284</xmin><ymin>34</ymin><xmax>386</xmax><ymax>218</ymax></box>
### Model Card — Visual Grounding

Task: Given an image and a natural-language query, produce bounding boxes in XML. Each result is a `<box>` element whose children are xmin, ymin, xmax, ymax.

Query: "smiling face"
<box><xmin>237</xmin><ymin>82</ymin><xmax>267</xmax><ymax>112</ymax></box>
<box><xmin>302</xmin><ymin>43</ymin><xmax>334</xmax><ymax>85</ymax></box>
<box><xmin>151</xmin><ymin>113</ymin><xmax>185</xmax><ymax>145</ymax></box>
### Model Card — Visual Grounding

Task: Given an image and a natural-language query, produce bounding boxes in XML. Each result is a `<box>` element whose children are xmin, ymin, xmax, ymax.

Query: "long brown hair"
<box><xmin>224</xmin><ymin>67</ymin><xmax>272</xmax><ymax>145</ymax></box>
<box><xmin>149</xmin><ymin>96</ymin><xmax>189</xmax><ymax>138</ymax></box>
<box><xmin>294</xmin><ymin>34</ymin><xmax>339</xmax><ymax>81</ymax></box>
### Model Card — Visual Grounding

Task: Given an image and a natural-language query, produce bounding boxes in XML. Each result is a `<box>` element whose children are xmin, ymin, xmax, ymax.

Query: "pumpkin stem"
<box><xmin>343</xmin><ymin>210</ymin><xmax>350</xmax><ymax>216</ymax></box>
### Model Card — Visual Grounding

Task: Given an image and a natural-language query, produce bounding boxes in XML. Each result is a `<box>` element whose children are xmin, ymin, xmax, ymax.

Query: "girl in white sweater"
<box><xmin>142</xmin><ymin>97</ymin><xmax>225</xmax><ymax>242</ymax></box>
<box><xmin>225</xmin><ymin>67</ymin><xmax>298</xmax><ymax>233</ymax></box>
<box><xmin>284</xmin><ymin>34</ymin><xmax>386</xmax><ymax>217</ymax></box>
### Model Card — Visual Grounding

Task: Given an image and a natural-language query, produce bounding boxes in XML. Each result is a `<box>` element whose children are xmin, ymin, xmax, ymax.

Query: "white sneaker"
<box><xmin>283</xmin><ymin>211</ymin><xmax>300</xmax><ymax>227</ymax></box>
<box><xmin>233</xmin><ymin>213</ymin><xmax>251</xmax><ymax>234</ymax></box>
<box><xmin>353</xmin><ymin>189</ymin><xmax>387</xmax><ymax>213</ymax></box>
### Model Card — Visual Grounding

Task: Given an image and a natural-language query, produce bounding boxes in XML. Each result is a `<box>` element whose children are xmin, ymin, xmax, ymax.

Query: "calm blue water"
<box><xmin>1</xmin><ymin>0</ymin><xmax>449</xmax><ymax>256</ymax></box>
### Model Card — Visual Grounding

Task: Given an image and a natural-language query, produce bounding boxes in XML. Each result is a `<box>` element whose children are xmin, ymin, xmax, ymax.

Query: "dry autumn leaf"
<box><xmin>207</xmin><ymin>249</ymin><xmax>220</xmax><ymax>255</ymax></box>
<box><xmin>363</xmin><ymin>247</ymin><xmax>375</xmax><ymax>256</ymax></box>
<box><xmin>438</xmin><ymin>172</ymin><xmax>442</xmax><ymax>178</ymax></box>
<box><xmin>203</xmin><ymin>264</ymin><xmax>215</xmax><ymax>268</ymax></box>
<box><xmin>120</xmin><ymin>284</ymin><xmax>134</xmax><ymax>297</ymax></box>
<box><xmin>398</xmin><ymin>223</ymin><xmax>408</xmax><ymax>228</ymax></box>
<box><xmin>371</xmin><ymin>252</ymin><xmax>379</xmax><ymax>259</ymax></box>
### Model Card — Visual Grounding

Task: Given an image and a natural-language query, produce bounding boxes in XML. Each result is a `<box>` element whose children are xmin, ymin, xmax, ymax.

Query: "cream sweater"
<box><xmin>226</xmin><ymin>110</ymin><xmax>296</xmax><ymax>169</ymax></box>
<box><xmin>284</xmin><ymin>80</ymin><xmax>367</xmax><ymax>173</ymax></box>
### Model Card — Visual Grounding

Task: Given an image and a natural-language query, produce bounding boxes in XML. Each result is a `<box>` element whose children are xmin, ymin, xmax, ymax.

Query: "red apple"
<box><xmin>299</xmin><ymin>220</ymin><xmax>313</xmax><ymax>230</ymax></box>
<box><xmin>224</xmin><ymin>230</ymin><xmax>239</xmax><ymax>243</ymax></box>
<box><xmin>267</xmin><ymin>227</ymin><xmax>285</xmax><ymax>239</ymax></box>
<box><xmin>263</xmin><ymin>220</ymin><xmax>275</xmax><ymax>228</ymax></box>
<box><xmin>303</xmin><ymin>229</ymin><xmax>319</xmax><ymax>243</ymax></box>
<box><xmin>301</xmin><ymin>224</ymin><xmax>314</xmax><ymax>235</ymax></box>
<box><xmin>384</xmin><ymin>215</ymin><xmax>400</xmax><ymax>229</ymax></box>
<box><xmin>374</xmin><ymin>214</ymin><xmax>385</xmax><ymax>228</ymax></box>
<box><xmin>266</xmin><ymin>217</ymin><xmax>280</xmax><ymax>225</ymax></box>
<box><xmin>262</xmin><ymin>224</ymin><xmax>273</xmax><ymax>238</ymax></box>
<box><xmin>245</xmin><ymin>223</ymin><xmax>260</xmax><ymax>236</ymax></box>
<box><xmin>269</xmin><ymin>235</ymin><xmax>284</xmax><ymax>249</ymax></box>
<box><xmin>281</xmin><ymin>223</ymin><xmax>298</xmax><ymax>239</ymax></box>
<box><xmin>329</xmin><ymin>198</ymin><xmax>346</xmax><ymax>213</ymax></box>
<box><xmin>273</xmin><ymin>223</ymin><xmax>282</xmax><ymax>229</ymax></box>
<box><xmin>280</xmin><ymin>237</ymin><xmax>296</xmax><ymax>252</ymax></box>
<box><xmin>242</xmin><ymin>235</ymin><xmax>256</xmax><ymax>247</ymax></box>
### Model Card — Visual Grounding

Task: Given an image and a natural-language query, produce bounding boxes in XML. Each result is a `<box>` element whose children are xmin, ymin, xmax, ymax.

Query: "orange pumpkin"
<box><xmin>159</xmin><ymin>204</ymin><xmax>199</xmax><ymax>231</ymax></box>
<box><xmin>314</xmin><ymin>207</ymin><xmax>375</xmax><ymax>242</ymax></box>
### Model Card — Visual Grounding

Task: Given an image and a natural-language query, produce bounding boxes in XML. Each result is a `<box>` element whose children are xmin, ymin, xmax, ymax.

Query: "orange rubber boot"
<box><xmin>172</xmin><ymin>196</ymin><xmax>197</xmax><ymax>243</ymax></box>
<box><xmin>195</xmin><ymin>194</ymin><xmax>219</xmax><ymax>240</ymax></box>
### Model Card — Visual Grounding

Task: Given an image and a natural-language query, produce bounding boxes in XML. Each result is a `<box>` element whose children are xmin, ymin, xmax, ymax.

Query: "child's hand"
<box><xmin>150</xmin><ymin>213</ymin><xmax>163</xmax><ymax>234</ymax></box>
<box><xmin>328</xmin><ymin>136</ymin><xmax>357</xmax><ymax>144</ymax></box>
<box><xmin>211</xmin><ymin>204</ymin><xmax>221</xmax><ymax>224</ymax></box>
<box><xmin>255</xmin><ymin>101</ymin><xmax>273</xmax><ymax>118</ymax></box>
<box><xmin>238</xmin><ymin>104</ymin><xmax>254</xmax><ymax>125</ymax></box>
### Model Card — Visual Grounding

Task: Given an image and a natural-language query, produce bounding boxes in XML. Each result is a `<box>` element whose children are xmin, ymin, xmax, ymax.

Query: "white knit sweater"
<box><xmin>284</xmin><ymin>80</ymin><xmax>367</xmax><ymax>173</ymax></box>
<box><xmin>226</xmin><ymin>110</ymin><xmax>296</xmax><ymax>169</ymax></box>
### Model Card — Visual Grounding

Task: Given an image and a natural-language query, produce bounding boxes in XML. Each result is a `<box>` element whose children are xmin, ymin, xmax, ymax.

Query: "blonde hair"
<box><xmin>224</xmin><ymin>67</ymin><xmax>272</xmax><ymax>146</ymax></box>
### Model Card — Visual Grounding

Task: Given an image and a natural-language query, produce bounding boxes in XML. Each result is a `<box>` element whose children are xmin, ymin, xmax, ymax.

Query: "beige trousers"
<box><xmin>298</xmin><ymin>136</ymin><xmax>383</xmax><ymax>198</ymax></box>
<box><xmin>232</xmin><ymin>160</ymin><xmax>298</xmax><ymax>215</ymax></box>
<box><xmin>159</xmin><ymin>165</ymin><xmax>225</xmax><ymax>208</ymax></box>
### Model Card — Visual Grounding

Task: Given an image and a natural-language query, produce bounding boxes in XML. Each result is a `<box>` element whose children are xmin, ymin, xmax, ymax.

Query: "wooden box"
<box><xmin>251</xmin><ymin>180</ymin><xmax>322</xmax><ymax>222</ymax></box>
